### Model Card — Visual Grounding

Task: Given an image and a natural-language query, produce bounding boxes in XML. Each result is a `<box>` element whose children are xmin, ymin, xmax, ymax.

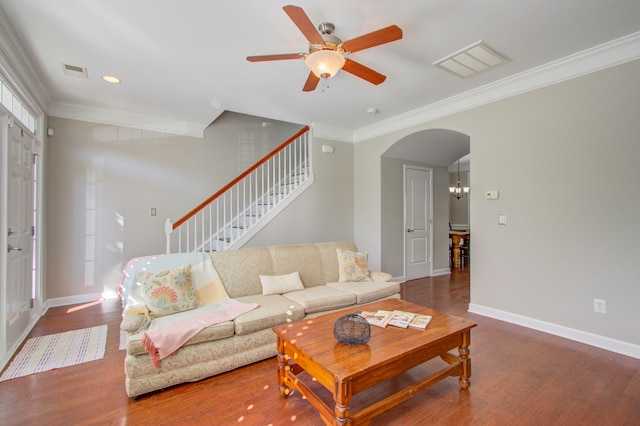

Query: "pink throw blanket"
<box><xmin>142</xmin><ymin>301</ymin><xmax>258</xmax><ymax>368</ymax></box>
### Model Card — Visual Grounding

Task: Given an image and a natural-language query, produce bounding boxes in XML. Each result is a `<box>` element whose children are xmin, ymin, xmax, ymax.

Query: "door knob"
<box><xmin>407</xmin><ymin>228</ymin><xmax>414</xmax><ymax>232</ymax></box>
<box><xmin>7</xmin><ymin>228</ymin><xmax>15</xmax><ymax>236</ymax></box>
<box><xmin>8</xmin><ymin>245</ymin><xmax>22</xmax><ymax>252</ymax></box>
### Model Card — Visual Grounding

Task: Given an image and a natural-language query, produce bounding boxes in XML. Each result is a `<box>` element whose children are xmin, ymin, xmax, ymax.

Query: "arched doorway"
<box><xmin>381</xmin><ymin>128</ymin><xmax>470</xmax><ymax>280</ymax></box>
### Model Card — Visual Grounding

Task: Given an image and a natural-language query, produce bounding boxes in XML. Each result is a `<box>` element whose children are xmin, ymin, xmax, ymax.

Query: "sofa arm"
<box><xmin>120</xmin><ymin>313</ymin><xmax>148</xmax><ymax>333</ymax></box>
<box><xmin>369</xmin><ymin>271</ymin><xmax>393</xmax><ymax>282</ymax></box>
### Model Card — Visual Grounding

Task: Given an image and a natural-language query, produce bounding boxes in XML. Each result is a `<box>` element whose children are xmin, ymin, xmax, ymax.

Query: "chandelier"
<box><xmin>449</xmin><ymin>160</ymin><xmax>469</xmax><ymax>200</ymax></box>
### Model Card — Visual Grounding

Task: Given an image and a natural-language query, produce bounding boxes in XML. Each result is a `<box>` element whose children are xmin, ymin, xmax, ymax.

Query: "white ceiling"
<box><xmin>1</xmin><ymin>1</ymin><xmax>639</xmax><ymax>141</ymax></box>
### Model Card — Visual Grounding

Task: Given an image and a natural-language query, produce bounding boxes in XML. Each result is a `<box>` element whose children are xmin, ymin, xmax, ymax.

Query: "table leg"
<box><xmin>458</xmin><ymin>330</ymin><xmax>472</xmax><ymax>390</ymax></box>
<box><xmin>451</xmin><ymin>235</ymin><xmax>462</xmax><ymax>268</ymax></box>
<box><xmin>276</xmin><ymin>336</ymin><xmax>292</xmax><ymax>398</ymax></box>
<box><xmin>334</xmin><ymin>379</ymin><xmax>352</xmax><ymax>425</ymax></box>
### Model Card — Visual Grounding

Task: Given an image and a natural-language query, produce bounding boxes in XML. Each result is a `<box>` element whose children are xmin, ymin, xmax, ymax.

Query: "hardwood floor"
<box><xmin>1</xmin><ymin>267</ymin><xmax>638</xmax><ymax>425</ymax></box>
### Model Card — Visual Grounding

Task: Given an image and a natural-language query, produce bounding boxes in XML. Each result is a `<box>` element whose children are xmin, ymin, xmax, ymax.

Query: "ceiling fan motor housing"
<box><xmin>309</xmin><ymin>22</ymin><xmax>344</xmax><ymax>54</ymax></box>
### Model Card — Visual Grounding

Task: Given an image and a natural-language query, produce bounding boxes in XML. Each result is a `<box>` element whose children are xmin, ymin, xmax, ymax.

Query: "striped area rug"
<box><xmin>0</xmin><ymin>325</ymin><xmax>108</xmax><ymax>381</ymax></box>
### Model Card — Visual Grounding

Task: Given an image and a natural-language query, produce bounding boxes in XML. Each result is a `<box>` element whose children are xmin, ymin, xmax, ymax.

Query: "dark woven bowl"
<box><xmin>333</xmin><ymin>313</ymin><xmax>371</xmax><ymax>345</ymax></box>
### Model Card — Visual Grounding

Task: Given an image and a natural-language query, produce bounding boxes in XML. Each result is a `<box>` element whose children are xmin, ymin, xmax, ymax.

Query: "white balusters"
<box><xmin>165</xmin><ymin>128</ymin><xmax>311</xmax><ymax>253</ymax></box>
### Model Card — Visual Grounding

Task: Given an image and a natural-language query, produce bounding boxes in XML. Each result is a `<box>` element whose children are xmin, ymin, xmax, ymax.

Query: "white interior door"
<box><xmin>404</xmin><ymin>166</ymin><xmax>432</xmax><ymax>280</ymax></box>
<box><xmin>5</xmin><ymin>122</ymin><xmax>35</xmax><ymax>352</ymax></box>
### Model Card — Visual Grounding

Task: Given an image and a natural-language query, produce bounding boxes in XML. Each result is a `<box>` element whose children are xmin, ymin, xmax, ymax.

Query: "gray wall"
<box><xmin>44</xmin><ymin>113</ymin><xmax>353</xmax><ymax>301</ymax></box>
<box><xmin>355</xmin><ymin>59</ymin><xmax>640</xmax><ymax>347</ymax></box>
<box><xmin>246</xmin><ymin>136</ymin><xmax>354</xmax><ymax>247</ymax></box>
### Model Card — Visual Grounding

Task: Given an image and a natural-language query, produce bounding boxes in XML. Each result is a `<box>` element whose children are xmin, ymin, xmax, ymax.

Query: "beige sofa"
<box><xmin>120</xmin><ymin>242</ymin><xmax>400</xmax><ymax>397</ymax></box>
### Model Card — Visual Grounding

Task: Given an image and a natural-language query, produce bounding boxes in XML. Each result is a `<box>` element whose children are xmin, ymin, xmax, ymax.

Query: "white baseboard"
<box><xmin>396</xmin><ymin>268</ymin><xmax>450</xmax><ymax>282</ymax></box>
<box><xmin>45</xmin><ymin>291</ymin><xmax>119</xmax><ymax>310</ymax></box>
<box><xmin>431</xmin><ymin>268</ymin><xmax>450</xmax><ymax>276</ymax></box>
<box><xmin>468</xmin><ymin>303</ymin><xmax>640</xmax><ymax>359</ymax></box>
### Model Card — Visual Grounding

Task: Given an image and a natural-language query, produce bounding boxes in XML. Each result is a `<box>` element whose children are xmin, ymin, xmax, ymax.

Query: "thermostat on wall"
<box><xmin>485</xmin><ymin>190</ymin><xmax>499</xmax><ymax>200</ymax></box>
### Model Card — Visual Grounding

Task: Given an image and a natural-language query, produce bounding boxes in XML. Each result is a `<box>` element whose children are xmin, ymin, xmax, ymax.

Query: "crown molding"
<box><xmin>352</xmin><ymin>31</ymin><xmax>640</xmax><ymax>143</ymax></box>
<box><xmin>311</xmin><ymin>122</ymin><xmax>354</xmax><ymax>143</ymax></box>
<box><xmin>48</xmin><ymin>101</ymin><xmax>213</xmax><ymax>138</ymax></box>
<box><xmin>0</xmin><ymin>8</ymin><xmax>48</xmax><ymax>116</ymax></box>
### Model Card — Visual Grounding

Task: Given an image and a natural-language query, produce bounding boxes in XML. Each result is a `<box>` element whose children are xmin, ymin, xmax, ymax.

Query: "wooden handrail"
<box><xmin>172</xmin><ymin>125</ymin><xmax>310</xmax><ymax>230</ymax></box>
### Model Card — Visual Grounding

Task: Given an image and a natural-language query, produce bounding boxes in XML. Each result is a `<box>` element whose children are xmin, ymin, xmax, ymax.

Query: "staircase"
<box><xmin>164</xmin><ymin>126</ymin><xmax>313</xmax><ymax>253</ymax></box>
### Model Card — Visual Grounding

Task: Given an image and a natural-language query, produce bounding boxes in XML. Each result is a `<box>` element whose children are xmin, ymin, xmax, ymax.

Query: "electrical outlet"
<box><xmin>593</xmin><ymin>299</ymin><xmax>606</xmax><ymax>314</ymax></box>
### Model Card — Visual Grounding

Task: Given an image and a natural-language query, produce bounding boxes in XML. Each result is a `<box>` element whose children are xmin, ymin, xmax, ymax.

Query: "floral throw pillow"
<box><xmin>138</xmin><ymin>264</ymin><xmax>199</xmax><ymax>317</ymax></box>
<box><xmin>337</xmin><ymin>249</ymin><xmax>370</xmax><ymax>282</ymax></box>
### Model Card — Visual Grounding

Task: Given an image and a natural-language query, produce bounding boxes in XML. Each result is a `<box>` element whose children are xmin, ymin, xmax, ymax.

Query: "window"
<box><xmin>0</xmin><ymin>78</ymin><xmax>37</xmax><ymax>133</ymax></box>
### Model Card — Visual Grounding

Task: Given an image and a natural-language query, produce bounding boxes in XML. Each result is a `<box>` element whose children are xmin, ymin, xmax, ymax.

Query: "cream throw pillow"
<box><xmin>259</xmin><ymin>271</ymin><xmax>304</xmax><ymax>295</ymax></box>
<box><xmin>337</xmin><ymin>248</ymin><xmax>370</xmax><ymax>282</ymax></box>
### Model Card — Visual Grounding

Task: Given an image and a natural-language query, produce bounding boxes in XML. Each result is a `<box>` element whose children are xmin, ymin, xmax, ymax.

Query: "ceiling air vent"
<box><xmin>61</xmin><ymin>63</ymin><xmax>88</xmax><ymax>78</ymax></box>
<box><xmin>433</xmin><ymin>41</ymin><xmax>510</xmax><ymax>79</ymax></box>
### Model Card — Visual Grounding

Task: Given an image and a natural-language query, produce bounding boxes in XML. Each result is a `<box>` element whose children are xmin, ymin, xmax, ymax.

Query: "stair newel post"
<box><xmin>306</xmin><ymin>130</ymin><xmax>313</xmax><ymax>179</ymax></box>
<box><xmin>165</xmin><ymin>218</ymin><xmax>173</xmax><ymax>254</ymax></box>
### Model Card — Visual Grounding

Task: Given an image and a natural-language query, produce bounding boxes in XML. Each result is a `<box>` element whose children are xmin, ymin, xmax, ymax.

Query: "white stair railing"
<box><xmin>165</xmin><ymin>126</ymin><xmax>312</xmax><ymax>253</ymax></box>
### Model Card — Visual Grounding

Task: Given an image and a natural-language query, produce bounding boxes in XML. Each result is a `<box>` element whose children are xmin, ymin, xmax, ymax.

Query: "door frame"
<box><xmin>403</xmin><ymin>165</ymin><xmax>433</xmax><ymax>280</ymax></box>
<box><xmin>0</xmin><ymin>110</ymin><xmax>44</xmax><ymax>370</ymax></box>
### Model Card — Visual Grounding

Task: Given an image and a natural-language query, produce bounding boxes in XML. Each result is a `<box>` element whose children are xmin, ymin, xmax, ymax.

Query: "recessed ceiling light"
<box><xmin>433</xmin><ymin>41</ymin><xmax>510</xmax><ymax>79</ymax></box>
<box><xmin>102</xmin><ymin>75</ymin><xmax>121</xmax><ymax>84</ymax></box>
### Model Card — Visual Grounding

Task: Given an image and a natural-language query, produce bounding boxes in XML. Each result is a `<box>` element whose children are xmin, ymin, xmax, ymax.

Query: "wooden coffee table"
<box><xmin>272</xmin><ymin>299</ymin><xmax>477</xmax><ymax>425</ymax></box>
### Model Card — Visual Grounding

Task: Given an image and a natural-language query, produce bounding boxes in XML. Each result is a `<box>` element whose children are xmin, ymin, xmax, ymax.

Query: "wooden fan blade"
<box><xmin>246</xmin><ymin>53</ymin><xmax>304</xmax><ymax>62</ymax></box>
<box><xmin>342</xmin><ymin>59</ymin><xmax>386</xmax><ymax>85</ymax></box>
<box><xmin>302</xmin><ymin>71</ymin><xmax>320</xmax><ymax>92</ymax></box>
<box><xmin>283</xmin><ymin>5</ymin><xmax>324</xmax><ymax>44</ymax></box>
<box><xmin>341</xmin><ymin>25</ymin><xmax>403</xmax><ymax>53</ymax></box>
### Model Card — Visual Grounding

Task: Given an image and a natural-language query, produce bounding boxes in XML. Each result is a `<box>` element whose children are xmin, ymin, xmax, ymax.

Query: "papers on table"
<box><xmin>355</xmin><ymin>309</ymin><xmax>432</xmax><ymax>330</ymax></box>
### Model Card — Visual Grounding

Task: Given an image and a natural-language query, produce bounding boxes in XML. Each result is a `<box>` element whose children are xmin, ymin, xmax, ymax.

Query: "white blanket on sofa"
<box><xmin>120</xmin><ymin>252</ymin><xmax>230</xmax><ymax>317</ymax></box>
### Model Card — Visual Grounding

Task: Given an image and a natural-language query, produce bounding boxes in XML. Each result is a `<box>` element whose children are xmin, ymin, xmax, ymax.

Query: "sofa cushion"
<box><xmin>268</xmin><ymin>244</ymin><xmax>326</xmax><ymax>288</ymax></box>
<box><xmin>138</xmin><ymin>264</ymin><xmax>199</xmax><ymax>317</ymax></box>
<box><xmin>259</xmin><ymin>271</ymin><xmax>304</xmax><ymax>295</ymax></box>
<box><xmin>315</xmin><ymin>241</ymin><xmax>359</xmax><ymax>284</ymax></box>
<box><xmin>282</xmin><ymin>286</ymin><xmax>357</xmax><ymax>314</ymax></box>
<box><xmin>210</xmin><ymin>248</ymin><xmax>274</xmax><ymax>298</ymax></box>
<box><xmin>233</xmin><ymin>294</ymin><xmax>306</xmax><ymax>335</ymax></box>
<box><xmin>326</xmin><ymin>281</ymin><xmax>401</xmax><ymax>304</ymax></box>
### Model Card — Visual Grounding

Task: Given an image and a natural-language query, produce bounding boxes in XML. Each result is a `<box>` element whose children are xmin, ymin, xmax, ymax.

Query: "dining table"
<box><xmin>449</xmin><ymin>229</ymin><xmax>470</xmax><ymax>268</ymax></box>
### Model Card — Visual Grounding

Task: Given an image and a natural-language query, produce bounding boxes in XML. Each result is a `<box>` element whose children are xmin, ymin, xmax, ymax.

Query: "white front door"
<box><xmin>404</xmin><ymin>166</ymin><xmax>432</xmax><ymax>280</ymax></box>
<box><xmin>5</xmin><ymin>121</ymin><xmax>36</xmax><ymax>352</ymax></box>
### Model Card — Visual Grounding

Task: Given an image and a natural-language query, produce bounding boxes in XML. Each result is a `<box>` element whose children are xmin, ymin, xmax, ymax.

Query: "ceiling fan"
<box><xmin>246</xmin><ymin>5</ymin><xmax>403</xmax><ymax>92</ymax></box>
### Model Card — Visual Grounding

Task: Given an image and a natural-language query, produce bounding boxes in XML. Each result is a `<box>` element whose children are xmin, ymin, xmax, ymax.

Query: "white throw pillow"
<box><xmin>259</xmin><ymin>271</ymin><xmax>305</xmax><ymax>295</ymax></box>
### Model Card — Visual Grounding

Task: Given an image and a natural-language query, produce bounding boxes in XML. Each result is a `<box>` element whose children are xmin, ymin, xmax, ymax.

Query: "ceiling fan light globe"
<box><xmin>305</xmin><ymin>50</ymin><xmax>345</xmax><ymax>79</ymax></box>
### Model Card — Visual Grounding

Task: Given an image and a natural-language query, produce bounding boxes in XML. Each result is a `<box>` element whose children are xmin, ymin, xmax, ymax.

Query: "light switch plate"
<box><xmin>498</xmin><ymin>214</ymin><xmax>507</xmax><ymax>225</ymax></box>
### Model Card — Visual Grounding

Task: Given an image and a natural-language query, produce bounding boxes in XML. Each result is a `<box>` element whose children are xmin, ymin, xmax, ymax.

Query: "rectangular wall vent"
<box><xmin>61</xmin><ymin>63</ymin><xmax>88</xmax><ymax>78</ymax></box>
<box><xmin>433</xmin><ymin>41</ymin><xmax>510</xmax><ymax>79</ymax></box>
